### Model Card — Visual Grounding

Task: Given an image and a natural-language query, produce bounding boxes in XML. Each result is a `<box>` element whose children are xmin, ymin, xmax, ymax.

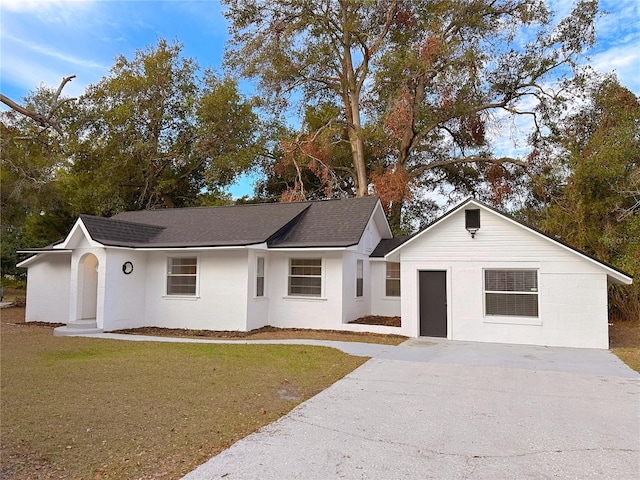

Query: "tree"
<box><xmin>524</xmin><ymin>76</ymin><xmax>640</xmax><ymax>320</ymax></box>
<box><xmin>1</xmin><ymin>86</ymin><xmax>76</xmax><ymax>273</ymax></box>
<box><xmin>223</xmin><ymin>0</ymin><xmax>400</xmax><ymax>197</ymax></box>
<box><xmin>0</xmin><ymin>75</ymin><xmax>76</xmax><ymax>136</ymax></box>
<box><xmin>223</xmin><ymin>0</ymin><xmax>598</xmax><ymax>231</ymax></box>
<box><xmin>2</xmin><ymin>39</ymin><xmax>266</xmax><ymax>278</ymax></box>
<box><xmin>255</xmin><ymin>102</ymin><xmax>364</xmax><ymax>201</ymax></box>
<box><xmin>65</xmin><ymin>39</ymin><xmax>262</xmax><ymax>215</ymax></box>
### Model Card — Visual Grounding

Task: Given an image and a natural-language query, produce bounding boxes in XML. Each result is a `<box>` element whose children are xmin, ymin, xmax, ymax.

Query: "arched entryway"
<box><xmin>54</xmin><ymin>253</ymin><xmax>102</xmax><ymax>336</ymax></box>
<box><xmin>78</xmin><ymin>253</ymin><xmax>99</xmax><ymax>321</ymax></box>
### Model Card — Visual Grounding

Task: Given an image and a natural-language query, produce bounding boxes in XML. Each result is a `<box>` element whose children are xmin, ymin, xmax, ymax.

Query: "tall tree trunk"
<box><xmin>341</xmin><ymin>4</ymin><xmax>368</xmax><ymax>198</ymax></box>
<box><xmin>388</xmin><ymin>200</ymin><xmax>403</xmax><ymax>235</ymax></box>
<box><xmin>348</xmin><ymin>123</ymin><xmax>368</xmax><ymax>197</ymax></box>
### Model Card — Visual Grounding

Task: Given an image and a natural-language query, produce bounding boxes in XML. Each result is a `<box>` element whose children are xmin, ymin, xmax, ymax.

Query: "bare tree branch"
<box><xmin>0</xmin><ymin>75</ymin><xmax>76</xmax><ymax>136</ymax></box>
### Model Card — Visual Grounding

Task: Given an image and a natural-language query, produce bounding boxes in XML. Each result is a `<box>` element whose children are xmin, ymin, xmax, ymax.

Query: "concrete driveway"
<box><xmin>182</xmin><ymin>338</ymin><xmax>639</xmax><ymax>480</ymax></box>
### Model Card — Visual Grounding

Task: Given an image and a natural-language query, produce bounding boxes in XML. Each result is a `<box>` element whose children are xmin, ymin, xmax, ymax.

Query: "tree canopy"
<box><xmin>520</xmin><ymin>77</ymin><xmax>639</xmax><ymax>319</ymax></box>
<box><xmin>223</xmin><ymin>0</ymin><xmax>598</xmax><ymax>231</ymax></box>
<box><xmin>1</xmin><ymin>39</ymin><xmax>263</xmax><ymax>272</ymax></box>
<box><xmin>2</xmin><ymin>4</ymin><xmax>637</xmax><ymax>318</ymax></box>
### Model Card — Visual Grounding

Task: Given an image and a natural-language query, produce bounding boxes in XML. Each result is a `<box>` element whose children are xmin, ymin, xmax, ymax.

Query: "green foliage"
<box><xmin>63</xmin><ymin>39</ymin><xmax>261</xmax><ymax>215</ymax></box>
<box><xmin>1</xmin><ymin>39</ymin><xmax>264</xmax><ymax>275</ymax></box>
<box><xmin>525</xmin><ymin>77</ymin><xmax>640</xmax><ymax>320</ymax></box>
<box><xmin>223</xmin><ymin>0</ymin><xmax>599</xmax><ymax>231</ymax></box>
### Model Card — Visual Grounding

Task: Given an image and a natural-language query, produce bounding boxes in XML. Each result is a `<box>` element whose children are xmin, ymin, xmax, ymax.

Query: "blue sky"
<box><xmin>1</xmin><ymin>0</ymin><xmax>639</xmax><ymax>197</ymax></box>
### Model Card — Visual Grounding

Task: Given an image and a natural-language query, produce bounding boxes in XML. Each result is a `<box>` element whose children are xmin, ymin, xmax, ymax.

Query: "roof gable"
<box><xmin>387</xmin><ymin>198</ymin><xmax>632</xmax><ymax>285</ymax></box>
<box><xmin>57</xmin><ymin>217</ymin><xmax>104</xmax><ymax>249</ymax></box>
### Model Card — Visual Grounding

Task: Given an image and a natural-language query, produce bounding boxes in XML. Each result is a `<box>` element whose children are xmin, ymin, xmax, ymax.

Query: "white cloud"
<box><xmin>0</xmin><ymin>0</ymin><xmax>92</xmax><ymax>14</ymax></box>
<box><xmin>3</xmin><ymin>33</ymin><xmax>106</xmax><ymax>70</ymax></box>
<box><xmin>588</xmin><ymin>43</ymin><xmax>640</xmax><ymax>93</ymax></box>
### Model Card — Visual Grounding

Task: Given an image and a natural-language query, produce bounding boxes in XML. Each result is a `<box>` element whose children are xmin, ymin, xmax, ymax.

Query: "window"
<box><xmin>484</xmin><ymin>269</ymin><xmax>538</xmax><ymax>317</ymax></box>
<box><xmin>256</xmin><ymin>257</ymin><xmax>265</xmax><ymax>297</ymax></box>
<box><xmin>386</xmin><ymin>262</ymin><xmax>400</xmax><ymax>297</ymax></box>
<box><xmin>288</xmin><ymin>258</ymin><xmax>322</xmax><ymax>297</ymax></box>
<box><xmin>167</xmin><ymin>257</ymin><xmax>198</xmax><ymax>296</ymax></box>
<box><xmin>356</xmin><ymin>260</ymin><xmax>364</xmax><ymax>297</ymax></box>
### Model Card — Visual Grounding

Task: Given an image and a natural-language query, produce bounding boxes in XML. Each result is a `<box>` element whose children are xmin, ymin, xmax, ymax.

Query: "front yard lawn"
<box><xmin>1</xmin><ymin>307</ymin><xmax>367</xmax><ymax>479</ymax></box>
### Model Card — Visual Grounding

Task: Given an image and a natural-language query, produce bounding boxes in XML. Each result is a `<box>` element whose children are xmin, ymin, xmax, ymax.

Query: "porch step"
<box><xmin>66</xmin><ymin>319</ymin><xmax>98</xmax><ymax>329</ymax></box>
<box><xmin>54</xmin><ymin>319</ymin><xmax>103</xmax><ymax>336</ymax></box>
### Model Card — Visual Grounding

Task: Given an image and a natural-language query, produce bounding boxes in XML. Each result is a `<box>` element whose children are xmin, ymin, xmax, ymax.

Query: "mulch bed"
<box><xmin>348</xmin><ymin>315</ymin><xmax>401</xmax><ymax>327</ymax></box>
<box><xmin>1</xmin><ymin>306</ymin><xmax>403</xmax><ymax>339</ymax></box>
<box><xmin>116</xmin><ymin>316</ymin><xmax>402</xmax><ymax>338</ymax></box>
<box><xmin>115</xmin><ymin>325</ymin><xmax>303</xmax><ymax>338</ymax></box>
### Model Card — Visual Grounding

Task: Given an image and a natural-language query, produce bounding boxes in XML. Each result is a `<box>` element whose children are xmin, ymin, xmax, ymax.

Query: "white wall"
<box><xmin>266</xmin><ymin>251</ymin><xmax>344</xmax><ymax>330</ymax></box>
<box><xmin>370</xmin><ymin>261</ymin><xmax>401</xmax><ymax>317</ymax></box>
<box><xmin>399</xmin><ymin>207</ymin><xmax>612</xmax><ymax>348</ymax></box>
<box><xmin>24</xmin><ymin>254</ymin><xmax>71</xmax><ymax>324</ymax></box>
<box><xmin>246</xmin><ymin>249</ymin><xmax>270</xmax><ymax>330</ymax></box>
<box><xmin>141</xmin><ymin>249</ymin><xmax>249</xmax><ymax>331</ymax></box>
<box><xmin>341</xmin><ymin>251</ymin><xmax>370</xmax><ymax>323</ymax></box>
<box><xmin>102</xmin><ymin>249</ymin><xmax>148</xmax><ymax>331</ymax></box>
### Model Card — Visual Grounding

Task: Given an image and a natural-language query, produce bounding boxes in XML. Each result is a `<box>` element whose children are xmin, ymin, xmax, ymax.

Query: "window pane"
<box><xmin>386</xmin><ymin>262</ymin><xmax>400</xmax><ymax>279</ymax></box>
<box><xmin>288</xmin><ymin>259</ymin><xmax>322</xmax><ymax>297</ymax></box>
<box><xmin>257</xmin><ymin>257</ymin><xmax>264</xmax><ymax>276</ymax></box>
<box><xmin>386</xmin><ymin>279</ymin><xmax>401</xmax><ymax>297</ymax></box>
<box><xmin>386</xmin><ymin>262</ymin><xmax>400</xmax><ymax>296</ymax></box>
<box><xmin>288</xmin><ymin>276</ymin><xmax>321</xmax><ymax>296</ymax></box>
<box><xmin>167</xmin><ymin>276</ymin><xmax>197</xmax><ymax>295</ymax></box>
<box><xmin>169</xmin><ymin>257</ymin><xmax>197</xmax><ymax>275</ymax></box>
<box><xmin>485</xmin><ymin>270</ymin><xmax>537</xmax><ymax>292</ymax></box>
<box><xmin>356</xmin><ymin>260</ymin><xmax>363</xmax><ymax>297</ymax></box>
<box><xmin>256</xmin><ymin>257</ymin><xmax>265</xmax><ymax>297</ymax></box>
<box><xmin>167</xmin><ymin>257</ymin><xmax>197</xmax><ymax>296</ymax></box>
<box><xmin>291</xmin><ymin>266</ymin><xmax>321</xmax><ymax>276</ymax></box>
<box><xmin>486</xmin><ymin>293</ymin><xmax>538</xmax><ymax>317</ymax></box>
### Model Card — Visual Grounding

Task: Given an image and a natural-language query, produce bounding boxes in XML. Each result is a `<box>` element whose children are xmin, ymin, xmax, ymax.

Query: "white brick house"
<box><xmin>18</xmin><ymin>197</ymin><xmax>632</xmax><ymax>348</ymax></box>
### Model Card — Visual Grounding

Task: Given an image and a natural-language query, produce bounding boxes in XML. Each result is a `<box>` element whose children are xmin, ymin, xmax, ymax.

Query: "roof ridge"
<box><xmin>81</xmin><ymin>214</ymin><xmax>165</xmax><ymax>230</ymax></box>
<box><xmin>110</xmin><ymin>195</ymin><xmax>379</xmax><ymax>216</ymax></box>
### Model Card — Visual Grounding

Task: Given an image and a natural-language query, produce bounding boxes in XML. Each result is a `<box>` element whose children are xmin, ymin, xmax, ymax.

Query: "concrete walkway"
<box><xmin>70</xmin><ymin>332</ymin><xmax>639</xmax><ymax>479</ymax></box>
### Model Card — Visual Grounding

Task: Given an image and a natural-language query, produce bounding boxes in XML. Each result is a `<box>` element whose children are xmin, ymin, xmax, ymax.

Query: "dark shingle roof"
<box><xmin>269</xmin><ymin>196</ymin><xmax>380</xmax><ymax>248</ymax></box>
<box><xmin>80</xmin><ymin>215</ymin><xmax>165</xmax><ymax>246</ymax></box>
<box><xmin>79</xmin><ymin>197</ymin><xmax>381</xmax><ymax>249</ymax></box>
<box><xmin>370</xmin><ymin>236</ymin><xmax>412</xmax><ymax>258</ymax></box>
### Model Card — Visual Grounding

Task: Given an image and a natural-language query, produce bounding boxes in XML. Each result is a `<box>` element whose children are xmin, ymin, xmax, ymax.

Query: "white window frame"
<box><xmin>288</xmin><ymin>258</ymin><xmax>323</xmax><ymax>298</ymax></box>
<box><xmin>256</xmin><ymin>256</ymin><xmax>265</xmax><ymax>298</ymax></box>
<box><xmin>385</xmin><ymin>262</ymin><xmax>401</xmax><ymax>297</ymax></box>
<box><xmin>356</xmin><ymin>259</ymin><xmax>364</xmax><ymax>298</ymax></box>
<box><xmin>166</xmin><ymin>256</ymin><xmax>199</xmax><ymax>297</ymax></box>
<box><xmin>483</xmin><ymin>269</ymin><xmax>539</xmax><ymax>318</ymax></box>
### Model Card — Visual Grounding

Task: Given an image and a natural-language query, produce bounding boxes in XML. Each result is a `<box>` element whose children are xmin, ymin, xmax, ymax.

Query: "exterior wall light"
<box><xmin>465</xmin><ymin>209</ymin><xmax>480</xmax><ymax>238</ymax></box>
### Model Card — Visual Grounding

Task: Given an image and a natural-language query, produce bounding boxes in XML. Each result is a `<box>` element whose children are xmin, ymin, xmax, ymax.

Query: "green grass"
<box><xmin>1</xmin><ymin>311</ymin><xmax>367</xmax><ymax>479</ymax></box>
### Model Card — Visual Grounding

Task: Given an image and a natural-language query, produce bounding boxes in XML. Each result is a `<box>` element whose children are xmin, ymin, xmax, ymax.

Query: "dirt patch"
<box><xmin>349</xmin><ymin>315</ymin><xmax>401</xmax><ymax>327</ymax></box>
<box><xmin>609</xmin><ymin>319</ymin><xmax>640</xmax><ymax>372</ymax></box>
<box><xmin>1</xmin><ymin>307</ymin><xmax>406</xmax><ymax>345</ymax></box>
<box><xmin>114</xmin><ymin>324</ymin><xmax>407</xmax><ymax>345</ymax></box>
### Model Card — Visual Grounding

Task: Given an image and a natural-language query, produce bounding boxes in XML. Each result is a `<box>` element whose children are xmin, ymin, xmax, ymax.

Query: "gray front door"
<box><xmin>419</xmin><ymin>271</ymin><xmax>447</xmax><ymax>337</ymax></box>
